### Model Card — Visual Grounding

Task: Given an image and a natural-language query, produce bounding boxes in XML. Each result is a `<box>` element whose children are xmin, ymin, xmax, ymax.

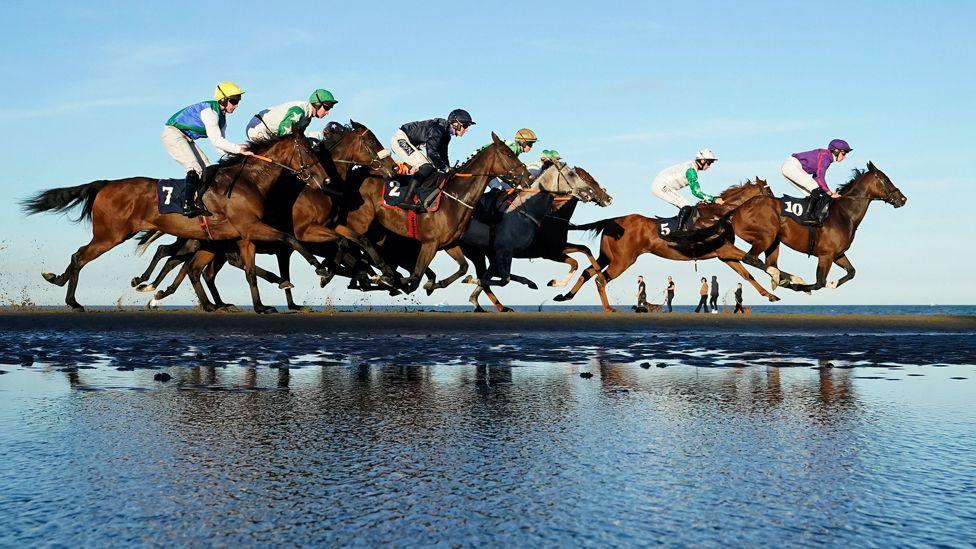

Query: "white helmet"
<box><xmin>696</xmin><ymin>148</ymin><xmax>717</xmax><ymax>161</ymax></box>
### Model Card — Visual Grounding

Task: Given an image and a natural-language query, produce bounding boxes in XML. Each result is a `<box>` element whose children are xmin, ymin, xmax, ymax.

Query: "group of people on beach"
<box><xmin>637</xmin><ymin>275</ymin><xmax>745</xmax><ymax>314</ymax></box>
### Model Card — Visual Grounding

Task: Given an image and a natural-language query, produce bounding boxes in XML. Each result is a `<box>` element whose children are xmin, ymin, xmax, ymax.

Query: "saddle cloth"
<box><xmin>780</xmin><ymin>194</ymin><xmax>830</xmax><ymax>225</ymax></box>
<box><xmin>155</xmin><ymin>178</ymin><xmax>188</xmax><ymax>214</ymax></box>
<box><xmin>381</xmin><ymin>173</ymin><xmax>447</xmax><ymax>213</ymax></box>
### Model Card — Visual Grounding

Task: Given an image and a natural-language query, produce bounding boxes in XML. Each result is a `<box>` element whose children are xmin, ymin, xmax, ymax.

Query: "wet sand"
<box><xmin>0</xmin><ymin>308</ymin><xmax>973</xmax><ymax>333</ymax></box>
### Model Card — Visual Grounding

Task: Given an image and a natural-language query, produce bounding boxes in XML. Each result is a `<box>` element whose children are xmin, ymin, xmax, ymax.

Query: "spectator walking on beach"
<box><xmin>709</xmin><ymin>275</ymin><xmax>719</xmax><ymax>313</ymax></box>
<box><xmin>695</xmin><ymin>277</ymin><xmax>709</xmax><ymax>313</ymax></box>
<box><xmin>636</xmin><ymin>276</ymin><xmax>648</xmax><ymax>311</ymax></box>
<box><xmin>734</xmin><ymin>283</ymin><xmax>745</xmax><ymax>314</ymax></box>
<box><xmin>665</xmin><ymin>276</ymin><xmax>675</xmax><ymax>312</ymax></box>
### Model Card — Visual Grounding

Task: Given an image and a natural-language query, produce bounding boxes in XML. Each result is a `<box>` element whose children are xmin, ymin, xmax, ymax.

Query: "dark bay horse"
<box><xmin>332</xmin><ymin>132</ymin><xmax>533</xmax><ymax>293</ymax></box>
<box><xmin>22</xmin><ymin>129</ymin><xmax>329</xmax><ymax>312</ymax></box>
<box><xmin>455</xmin><ymin>163</ymin><xmax>613</xmax><ymax>312</ymax></box>
<box><xmin>553</xmin><ymin>179</ymin><xmax>779</xmax><ymax>312</ymax></box>
<box><xmin>131</xmin><ymin>122</ymin><xmax>397</xmax><ymax>311</ymax></box>
<box><xmin>730</xmin><ymin>162</ymin><xmax>906</xmax><ymax>292</ymax></box>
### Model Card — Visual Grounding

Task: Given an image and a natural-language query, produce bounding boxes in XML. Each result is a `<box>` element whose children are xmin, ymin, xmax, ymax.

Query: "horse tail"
<box><xmin>21</xmin><ymin>180</ymin><xmax>110</xmax><ymax>222</ymax></box>
<box><xmin>569</xmin><ymin>219</ymin><xmax>610</xmax><ymax>236</ymax></box>
<box><xmin>134</xmin><ymin>230</ymin><xmax>164</xmax><ymax>256</ymax></box>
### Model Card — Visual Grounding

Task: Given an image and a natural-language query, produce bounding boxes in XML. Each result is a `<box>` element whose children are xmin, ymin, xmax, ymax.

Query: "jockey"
<box><xmin>527</xmin><ymin>149</ymin><xmax>561</xmax><ymax>177</ymax></box>
<box><xmin>245</xmin><ymin>89</ymin><xmax>338</xmax><ymax>142</ymax></box>
<box><xmin>390</xmin><ymin>109</ymin><xmax>475</xmax><ymax>211</ymax></box>
<box><xmin>781</xmin><ymin>139</ymin><xmax>852</xmax><ymax>224</ymax></box>
<box><xmin>162</xmin><ymin>82</ymin><xmax>252</xmax><ymax>217</ymax></box>
<box><xmin>488</xmin><ymin>128</ymin><xmax>538</xmax><ymax>190</ymax></box>
<box><xmin>651</xmin><ymin>148</ymin><xmax>724</xmax><ymax>233</ymax></box>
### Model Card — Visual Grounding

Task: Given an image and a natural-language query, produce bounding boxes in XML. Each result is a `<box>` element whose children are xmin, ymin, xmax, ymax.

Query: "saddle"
<box><xmin>381</xmin><ymin>171</ymin><xmax>447</xmax><ymax>214</ymax></box>
<box><xmin>780</xmin><ymin>193</ymin><xmax>831</xmax><ymax>226</ymax></box>
<box><xmin>654</xmin><ymin>205</ymin><xmax>699</xmax><ymax>239</ymax></box>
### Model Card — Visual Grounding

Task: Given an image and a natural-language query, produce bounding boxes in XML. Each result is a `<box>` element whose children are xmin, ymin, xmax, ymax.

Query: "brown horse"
<box><xmin>132</xmin><ymin>122</ymin><xmax>397</xmax><ymax>311</ymax></box>
<box><xmin>22</xmin><ymin>128</ymin><xmax>329</xmax><ymax>312</ymax></box>
<box><xmin>332</xmin><ymin>132</ymin><xmax>533</xmax><ymax>293</ymax></box>
<box><xmin>730</xmin><ymin>162</ymin><xmax>906</xmax><ymax>292</ymax></box>
<box><xmin>554</xmin><ymin>179</ymin><xmax>779</xmax><ymax>312</ymax></box>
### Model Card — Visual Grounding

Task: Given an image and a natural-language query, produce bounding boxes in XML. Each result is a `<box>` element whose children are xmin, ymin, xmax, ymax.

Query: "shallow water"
<box><xmin>1</xmin><ymin>328</ymin><xmax>975</xmax><ymax>546</ymax></box>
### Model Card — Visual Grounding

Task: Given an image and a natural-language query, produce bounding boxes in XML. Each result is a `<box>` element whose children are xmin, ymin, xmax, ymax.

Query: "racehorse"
<box><xmin>130</xmin><ymin>122</ymin><xmax>397</xmax><ymax>311</ymax></box>
<box><xmin>455</xmin><ymin>162</ymin><xmax>613</xmax><ymax>312</ymax></box>
<box><xmin>553</xmin><ymin>179</ymin><xmax>779</xmax><ymax>312</ymax></box>
<box><xmin>21</xmin><ymin>127</ymin><xmax>329</xmax><ymax>312</ymax></box>
<box><xmin>331</xmin><ymin>132</ymin><xmax>533</xmax><ymax>293</ymax></box>
<box><xmin>729</xmin><ymin>162</ymin><xmax>906</xmax><ymax>292</ymax></box>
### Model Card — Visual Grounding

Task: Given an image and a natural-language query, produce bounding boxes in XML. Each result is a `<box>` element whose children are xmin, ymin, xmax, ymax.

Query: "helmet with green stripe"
<box><xmin>309</xmin><ymin>89</ymin><xmax>338</xmax><ymax>107</ymax></box>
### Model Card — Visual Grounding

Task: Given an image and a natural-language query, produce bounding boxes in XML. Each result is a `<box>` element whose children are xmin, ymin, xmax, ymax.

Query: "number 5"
<box><xmin>661</xmin><ymin>223</ymin><xmax>670</xmax><ymax>235</ymax></box>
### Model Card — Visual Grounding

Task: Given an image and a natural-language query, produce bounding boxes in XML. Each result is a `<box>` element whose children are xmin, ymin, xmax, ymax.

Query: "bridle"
<box><xmin>251</xmin><ymin>133</ymin><xmax>321</xmax><ymax>185</ymax></box>
<box><xmin>328</xmin><ymin>129</ymin><xmax>394</xmax><ymax>178</ymax></box>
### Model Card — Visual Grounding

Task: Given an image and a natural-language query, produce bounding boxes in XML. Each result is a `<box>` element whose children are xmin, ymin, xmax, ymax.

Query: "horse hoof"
<box><xmin>768</xmin><ymin>294</ymin><xmax>781</xmax><ymax>302</ymax></box>
<box><xmin>147</xmin><ymin>298</ymin><xmax>159</xmax><ymax>309</ymax></box>
<box><xmin>257</xmin><ymin>306</ymin><xmax>278</xmax><ymax>314</ymax></box>
<box><xmin>130</xmin><ymin>277</ymin><xmax>141</xmax><ymax>288</ymax></box>
<box><xmin>826</xmin><ymin>280</ymin><xmax>839</xmax><ymax>289</ymax></box>
<box><xmin>42</xmin><ymin>272</ymin><xmax>63</xmax><ymax>286</ymax></box>
<box><xmin>135</xmin><ymin>284</ymin><xmax>155</xmax><ymax>293</ymax></box>
<box><xmin>289</xmin><ymin>306</ymin><xmax>313</xmax><ymax>313</ymax></box>
<box><xmin>547</xmin><ymin>279</ymin><xmax>559</xmax><ymax>287</ymax></box>
<box><xmin>219</xmin><ymin>304</ymin><xmax>241</xmax><ymax>313</ymax></box>
<box><xmin>605</xmin><ymin>307</ymin><xmax>618</xmax><ymax>313</ymax></box>
<box><xmin>462</xmin><ymin>275</ymin><xmax>475</xmax><ymax>284</ymax></box>
<box><xmin>202</xmin><ymin>304</ymin><xmax>218</xmax><ymax>312</ymax></box>
<box><xmin>69</xmin><ymin>304</ymin><xmax>85</xmax><ymax>312</ymax></box>
<box><xmin>314</xmin><ymin>268</ymin><xmax>330</xmax><ymax>278</ymax></box>
<box><xmin>500</xmin><ymin>307</ymin><xmax>514</xmax><ymax>313</ymax></box>
<box><xmin>278</xmin><ymin>281</ymin><xmax>295</xmax><ymax>290</ymax></box>
<box><xmin>791</xmin><ymin>276</ymin><xmax>808</xmax><ymax>286</ymax></box>
<box><xmin>473</xmin><ymin>307</ymin><xmax>487</xmax><ymax>313</ymax></box>
<box><xmin>526</xmin><ymin>282</ymin><xmax>538</xmax><ymax>290</ymax></box>
<box><xmin>153</xmin><ymin>291</ymin><xmax>165</xmax><ymax>301</ymax></box>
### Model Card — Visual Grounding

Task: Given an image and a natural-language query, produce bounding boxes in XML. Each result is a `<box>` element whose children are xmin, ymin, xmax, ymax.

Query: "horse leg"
<box><xmin>44</xmin><ymin>229</ymin><xmax>128</xmax><ymax>311</ymax></box>
<box><xmin>482</xmin><ymin>285</ymin><xmax>513</xmax><ymax>313</ymax></box>
<box><xmin>334</xmin><ymin>226</ymin><xmax>398</xmax><ymax>286</ymax></box>
<box><xmin>563</xmin><ymin>242</ymin><xmax>607</xmax><ymax>285</ymax></box>
<box><xmin>508</xmin><ymin>273</ymin><xmax>537</xmax><ymax>290</ymax></box>
<box><xmin>547</xmin><ymin>254</ymin><xmax>579</xmax><ymax>287</ymax></box>
<box><xmin>793</xmin><ymin>255</ymin><xmax>833</xmax><ymax>292</ymax></box>
<box><xmin>200</xmin><ymin>253</ymin><xmax>236</xmax><ymax>310</ymax></box>
<box><xmin>465</xmin><ymin>256</ymin><xmax>488</xmax><ymax>313</ymax></box>
<box><xmin>427</xmin><ymin>246</ymin><xmax>468</xmax><ymax>294</ymax></box>
<box><xmin>720</xmin><ymin>259</ymin><xmax>780</xmax><ymax>302</ymax></box>
<box><xmin>829</xmin><ymin>254</ymin><xmax>856</xmax><ymax>288</ymax></box>
<box><xmin>276</xmin><ymin>250</ymin><xmax>309</xmax><ymax>312</ymax></box>
<box><xmin>236</xmin><ymin>240</ymin><xmax>275</xmax><ymax>314</ymax></box>
<box><xmin>554</xmin><ymin>251</ymin><xmax>610</xmax><ymax>304</ymax></box>
<box><xmin>131</xmin><ymin>238</ymin><xmax>186</xmax><ymax>288</ymax></box>
<box><xmin>404</xmin><ymin>242</ymin><xmax>438</xmax><ymax>294</ymax></box>
<box><xmin>468</xmin><ymin>284</ymin><xmax>487</xmax><ymax>313</ymax></box>
<box><xmin>184</xmin><ymin>250</ymin><xmax>220</xmax><ymax>312</ymax></box>
<box><xmin>137</xmin><ymin>255</ymin><xmax>184</xmax><ymax>293</ymax></box>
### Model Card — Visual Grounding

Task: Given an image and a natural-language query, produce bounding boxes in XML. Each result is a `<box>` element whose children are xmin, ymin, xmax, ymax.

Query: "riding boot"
<box><xmin>677</xmin><ymin>205</ymin><xmax>698</xmax><ymax>233</ymax></box>
<box><xmin>803</xmin><ymin>190</ymin><xmax>825</xmax><ymax>226</ymax></box>
<box><xmin>399</xmin><ymin>178</ymin><xmax>424</xmax><ymax>211</ymax></box>
<box><xmin>195</xmin><ymin>167</ymin><xmax>214</xmax><ymax>217</ymax></box>
<box><xmin>182</xmin><ymin>170</ymin><xmax>205</xmax><ymax>217</ymax></box>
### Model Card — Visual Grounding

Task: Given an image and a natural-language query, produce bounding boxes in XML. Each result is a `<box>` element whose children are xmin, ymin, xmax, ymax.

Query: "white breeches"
<box><xmin>162</xmin><ymin>126</ymin><xmax>209</xmax><ymax>176</ymax></box>
<box><xmin>781</xmin><ymin>156</ymin><xmax>818</xmax><ymax>196</ymax></box>
<box><xmin>390</xmin><ymin>129</ymin><xmax>431</xmax><ymax>169</ymax></box>
<box><xmin>651</xmin><ymin>182</ymin><xmax>691</xmax><ymax>209</ymax></box>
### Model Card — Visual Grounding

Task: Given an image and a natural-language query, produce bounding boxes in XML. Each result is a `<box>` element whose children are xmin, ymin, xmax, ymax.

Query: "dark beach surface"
<box><xmin>2</xmin><ymin>309</ymin><xmax>975</xmax><ymax>545</ymax></box>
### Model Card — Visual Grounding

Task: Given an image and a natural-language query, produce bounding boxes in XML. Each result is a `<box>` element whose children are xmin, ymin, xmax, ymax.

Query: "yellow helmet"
<box><xmin>214</xmin><ymin>81</ymin><xmax>245</xmax><ymax>101</ymax></box>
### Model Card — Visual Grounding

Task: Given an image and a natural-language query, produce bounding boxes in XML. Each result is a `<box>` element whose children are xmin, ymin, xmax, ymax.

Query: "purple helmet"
<box><xmin>828</xmin><ymin>139</ymin><xmax>852</xmax><ymax>152</ymax></box>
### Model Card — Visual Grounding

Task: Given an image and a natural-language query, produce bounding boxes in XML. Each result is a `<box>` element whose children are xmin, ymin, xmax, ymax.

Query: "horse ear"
<box><xmin>350</xmin><ymin>119</ymin><xmax>365</xmax><ymax>130</ymax></box>
<box><xmin>491</xmin><ymin>131</ymin><xmax>502</xmax><ymax>144</ymax></box>
<box><xmin>867</xmin><ymin>161</ymin><xmax>876</xmax><ymax>171</ymax></box>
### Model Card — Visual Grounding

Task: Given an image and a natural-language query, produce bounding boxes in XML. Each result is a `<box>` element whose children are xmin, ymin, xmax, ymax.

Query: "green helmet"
<box><xmin>541</xmin><ymin>149</ymin><xmax>561</xmax><ymax>161</ymax></box>
<box><xmin>309</xmin><ymin>89</ymin><xmax>337</xmax><ymax>106</ymax></box>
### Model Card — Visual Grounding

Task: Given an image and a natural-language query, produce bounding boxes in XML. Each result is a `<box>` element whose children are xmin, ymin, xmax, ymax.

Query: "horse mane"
<box><xmin>318</xmin><ymin>122</ymin><xmax>352</xmax><ymax>150</ymax></box>
<box><xmin>837</xmin><ymin>167</ymin><xmax>867</xmax><ymax>195</ymax></box>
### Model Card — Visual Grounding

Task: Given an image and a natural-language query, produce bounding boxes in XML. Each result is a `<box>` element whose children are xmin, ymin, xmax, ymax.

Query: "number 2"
<box><xmin>388</xmin><ymin>181</ymin><xmax>401</xmax><ymax>197</ymax></box>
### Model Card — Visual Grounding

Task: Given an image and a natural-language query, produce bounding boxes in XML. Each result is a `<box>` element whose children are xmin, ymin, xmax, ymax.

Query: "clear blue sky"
<box><xmin>1</xmin><ymin>1</ymin><xmax>973</xmax><ymax>307</ymax></box>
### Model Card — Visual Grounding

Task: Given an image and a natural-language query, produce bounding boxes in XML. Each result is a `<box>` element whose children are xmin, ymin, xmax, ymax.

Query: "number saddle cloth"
<box><xmin>780</xmin><ymin>194</ymin><xmax>832</xmax><ymax>226</ymax></box>
<box><xmin>155</xmin><ymin>178</ymin><xmax>190</xmax><ymax>214</ymax></box>
<box><xmin>381</xmin><ymin>171</ymin><xmax>449</xmax><ymax>214</ymax></box>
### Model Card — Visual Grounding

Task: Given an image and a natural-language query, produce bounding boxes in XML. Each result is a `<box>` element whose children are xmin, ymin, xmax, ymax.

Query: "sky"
<box><xmin>1</xmin><ymin>1</ymin><xmax>973</xmax><ymax>308</ymax></box>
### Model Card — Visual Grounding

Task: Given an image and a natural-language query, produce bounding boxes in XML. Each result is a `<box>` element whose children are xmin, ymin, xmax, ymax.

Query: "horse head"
<box><xmin>481</xmin><ymin>132</ymin><xmax>532</xmax><ymax>187</ymax></box>
<box><xmin>255</xmin><ymin>122</ymin><xmax>329</xmax><ymax>190</ymax></box>
<box><xmin>838</xmin><ymin>163</ymin><xmax>906</xmax><ymax>208</ymax></box>
<box><xmin>866</xmin><ymin>162</ymin><xmax>906</xmax><ymax>208</ymax></box>
<box><xmin>325</xmin><ymin>120</ymin><xmax>396</xmax><ymax>179</ymax></box>
<box><xmin>569</xmin><ymin>166</ymin><xmax>613</xmax><ymax>206</ymax></box>
<box><xmin>718</xmin><ymin>177</ymin><xmax>771</xmax><ymax>204</ymax></box>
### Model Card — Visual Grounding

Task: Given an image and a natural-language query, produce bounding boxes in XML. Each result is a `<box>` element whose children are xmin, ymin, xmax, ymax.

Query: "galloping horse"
<box><xmin>730</xmin><ymin>162</ymin><xmax>906</xmax><ymax>292</ymax></box>
<box><xmin>455</xmin><ymin>163</ymin><xmax>613</xmax><ymax>312</ymax></box>
<box><xmin>332</xmin><ymin>132</ymin><xmax>533</xmax><ymax>293</ymax></box>
<box><xmin>130</xmin><ymin>122</ymin><xmax>397</xmax><ymax>311</ymax></box>
<box><xmin>554</xmin><ymin>179</ymin><xmax>778</xmax><ymax>312</ymax></box>
<box><xmin>22</xmin><ymin>128</ymin><xmax>329</xmax><ymax>312</ymax></box>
